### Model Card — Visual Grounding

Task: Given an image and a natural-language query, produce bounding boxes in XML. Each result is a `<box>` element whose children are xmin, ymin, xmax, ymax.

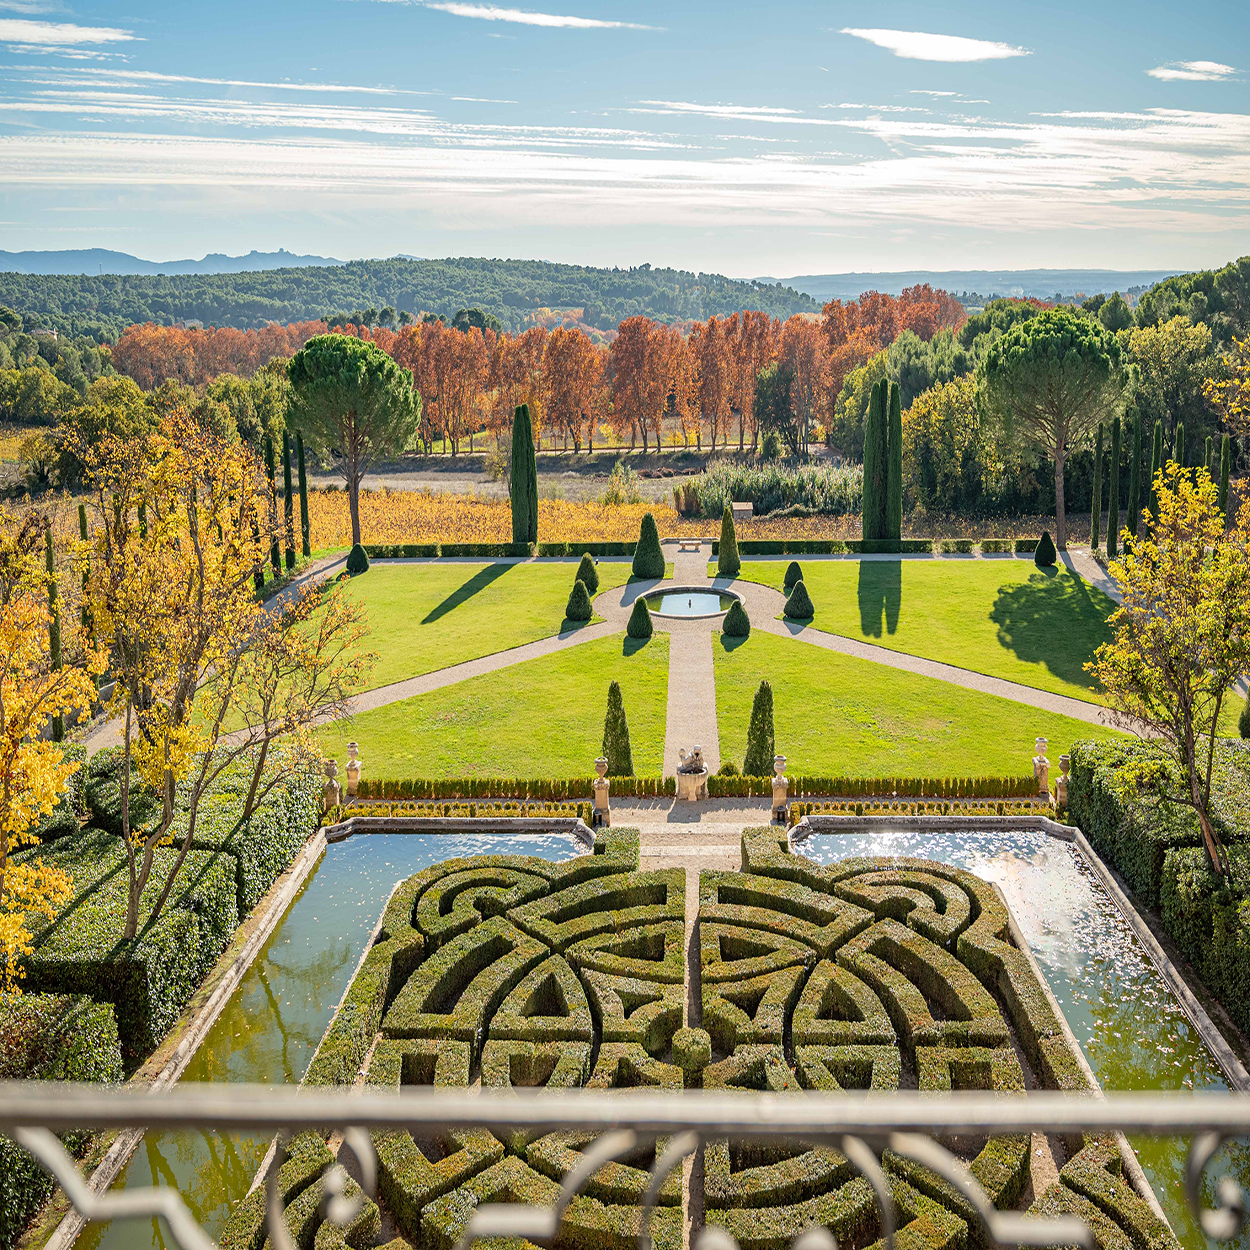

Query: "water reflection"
<box><xmin>78</xmin><ymin>832</ymin><xmax>581</xmax><ymax>1250</ymax></box>
<box><xmin>798</xmin><ymin>828</ymin><xmax>1250</xmax><ymax>1249</ymax></box>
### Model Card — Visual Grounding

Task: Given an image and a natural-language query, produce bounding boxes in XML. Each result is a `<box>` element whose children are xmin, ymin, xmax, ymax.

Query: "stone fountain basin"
<box><xmin>644</xmin><ymin>585</ymin><xmax>743</xmax><ymax>619</ymax></box>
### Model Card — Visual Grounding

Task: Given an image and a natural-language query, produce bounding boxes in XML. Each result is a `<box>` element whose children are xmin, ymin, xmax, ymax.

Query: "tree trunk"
<box><xmin>1053</xmin><ymin>449</ymin><xmax>1068</xmax><ymax>550</ymax></box>
<box><xmin>348</xmin><ymin>474</ymin><xmax>362</xmax><ymax>546</ymax></box>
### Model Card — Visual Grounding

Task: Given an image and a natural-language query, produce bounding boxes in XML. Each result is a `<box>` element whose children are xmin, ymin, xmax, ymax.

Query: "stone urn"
<box><xmin>345</xmin><ymin>742</ymin><xmax>362</xmax><ymax>798</ymax></box>
<box><xmin>1032</xmin><ymin>736</ymin><xmax>1050</xmax><ymax>798</ymax></box>
<box><xmin>676</xmin><ymin>746</ymin><xmax>709</xmax><ymax>802</ymax></box>
<box><xmin>772</xmin><ymin>754</ymin><xmax>789</xmax><ymax>823</ymax></box>
<box><xmin>593</xmin><ymin>756</ymin><xmax>611</xmax><ymax>827</ymax></box>
<box><xmin>322</xmin><ymin>759</ymin><xmax>342</xmax><ymax>812</ymax></box>
<box><xmin>1055</xmin><ymin>753</ymin><xmax>1071</xmax><ymax>808</ymax></box>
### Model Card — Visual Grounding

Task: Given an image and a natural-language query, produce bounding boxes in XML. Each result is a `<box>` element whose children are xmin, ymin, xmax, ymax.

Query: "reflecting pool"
<box><xmin>646</xmin><ymin>591</ymin><xmax>736</xmax><ymax>616</ymax></box>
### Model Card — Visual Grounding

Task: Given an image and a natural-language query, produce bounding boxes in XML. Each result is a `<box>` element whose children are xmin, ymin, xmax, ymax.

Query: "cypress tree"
<box><xmin>282</xmin><ymin>430</ymin><xmax>296</xmax><ymax>570</ymax></box>
<box><xmin>722</xmin><ymin>599</ymin><xmax>750</xmax><ymax>637</ymax></box>
<box><xmin>1126</xmin><ymin>410</ymin><xmax>1142</xmax><ymax>540</ymax></box>
<box><xmin>1219</xmin><ymin>434</ymin><xmax>1231</xmax><ymax>524</ymax></box>
<box><xmin>78</xmin><ymin>502</ymin><xmax>92</xmax><ymax>638</ymax></box>
<box><xmin>743</xmin><ymin>680</ymin><xmax>775</xmax><ymax>778</ymax></box>
<box><xmin>886</xmin><ymin>381</ymin><xmax>903</xmax><ymax>543</ymax></box>
<box><xmin>862</xmin><ymin>379</ymin><xmax>887</xmax><ymax>541</ymax></box>
<box><xmin>626</xmin><ymin>596</ymin><xmax>653</xmax><ymax>639</ymax></box>
<box><xmin>1173</xmin><ymin>421</ymin><xmax>1185</xmax><ymax>472</ymax></box>
<box><xmin>602</xmin><ymin>680</ymin><xmax>634</xmax><ymax>776</ymax></box>
<box><xmin>783</xmin><ymin>560</ymin><xmax>803</xmax><ymax>591</ymax></box>
<box><xmin>250</xmin><ymin>506</ymin><xmax>264</xmax><ymax>592</ymax></box>
<box><xmin>297</xmin><ymin>430</ymin><xmax>311</xmax><ymax>557</ymax></box>
<box><xmin>1107</xmin><ymin>416</ymin><xmax>1121</xmax><ymax>559</ymax></box>
<box><xmin>1089</xmin><ymin>423</ymin><xmax>1103</xmax><ymax>551</ymax></box>
<box><xmin>718</xmin><ymin>504</ymin><xmax>740</xmax><ymax>577</ymax></box>
<box><xmin>1149</xmin><ymin>420</ymin><xmax>1163</xmax><ymax>519</ymax></box>
<box><xmin>264</xmin><ymin>434</ymin><xmax>280</xmax><ymax>573</ymax></box>
<box><xmin>510</xmin><ymin>403</ymin><xmax>538</xmax><ymax>544</ymax></box>
<box><xmin>632</xmin><ymin>512</ymin><xmax>665</xmax><ymax>579</ymax></box>
<box><xmin>565</xmin><ymin>579</ymin><xmax>593</xmax><ymax>622</ymax></box>
<box><xmin>575</xmin><ymin>552</ymin><xmax>599</xmax><ymax>595</ymax></box>
<box><xmin>45</xmin><ymin>525</ymin><xmax>62</xmax><ymax>742</ymax></box>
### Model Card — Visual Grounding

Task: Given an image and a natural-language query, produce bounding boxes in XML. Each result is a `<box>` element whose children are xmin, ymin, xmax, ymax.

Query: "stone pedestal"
<box><xmin>772</xmin><ymin>754</ymin><xmax>789</xmax><ymax>825</ymax></box>
<box><xmin>1032</xmin><ymin>736</ymin><xmax>1050</xmax><ymax>799</ymax></box>
<box><xmin>345</xmin><ymin>742</ymin><xmax>362</xmax><ymax>798</ymax></box>
<box><xmin>1055</xmin><ymin>754</ymin><xmax>1070</xmax><ymax>808</ymax></box>
<box><xmin>322</xmin><ymin>760</ymin><xmax>342</xmax><ymax>812</ymax></box>
<box><xmin>593</xmin><ymin>756</ymin><xmax>611</xmax><ymax>827</ymax></box>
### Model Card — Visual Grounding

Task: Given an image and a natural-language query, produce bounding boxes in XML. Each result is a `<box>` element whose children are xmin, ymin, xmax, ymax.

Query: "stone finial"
<box><xmin>1032</xmin><ymin>737</ymin><xmax>1050</xmax><ymax>798</ymax></box>
<box><xmin>1055</xmin><ymin>753</ymin><xmax>1071</xmax><ymax>807</ymax></box>
<box><xmin>345</xmin><ymin>743</ymin><xmax>362</xmax><ymax>798</ymax></box>
<box><xmin>322</xmin><ymin>759</ymin><xmax>342</xmax><ymax>812</ymax></box>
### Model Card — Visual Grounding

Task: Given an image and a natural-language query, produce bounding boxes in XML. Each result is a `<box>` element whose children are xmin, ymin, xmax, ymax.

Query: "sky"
<box><xmin>0</xmin><ymin>0</ymin><xmax>1247</xmax><ymax>277</ymax></box>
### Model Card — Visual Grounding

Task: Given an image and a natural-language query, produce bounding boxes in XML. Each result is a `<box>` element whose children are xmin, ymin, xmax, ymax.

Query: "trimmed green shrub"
<box><xmin>565</xmin><ymin>579</ymin><xmax>593</xmax><ymax>622</ymax></box>
<box><xmin>602</xmin><ymin>680</ymin><xmax>634</xmax><ymax>776</ymax></box>
<box><xmin>862</xmin><ymin>378</ymin><xmax>887</xmax><ymax>541</ymax></box>
<box><xmin>575</xmin><ymin>553</ymin><xmax>600</xmax><ymax>595</ymax></box>
<box><xmin>718</xmin><ymin>761</ymin><xmax>740</xmax><ymax>776</ymax></box>
<box><xmin>782</xmin><ymin>560</ymin><xmax>803</xmax><ymax>591</ymax></box>
<box><xmin>1034</xmin><ymin>530</ymin><xmax>1056</xmax><ymax>567</ymax></box>
<box><xmin>631</xmin><ymin>512</ymin><xmax>665</xmax><ymax>579</ymax></box>
<box><xmin>672</xmin><ymin>1026</ymin><xmax>711</xmax><ymax>1087</ymax></box>
<box><xmin>939</xmin><ymin>538</ymin><xmax>974</xmax><ymax>554</ymax></box>
<box><xmin>511</xmin><ymin>403</ymin><xmax>538</xmax><ymax>544</ymax></box>
<box><xmin>743</xmin><ymin>680</ymin><xmax>775</xmax><ymax>777</ymax></box>
<box><xmin>782</xmin><ymin>579</ymin><xmax>813</xmax><ymax>619</ymax></box>
<box><xmin>886</xmin><ymin>380</ymin><xmax>902</xmax><ymax>542</ymax></box>
<box><xmin>626</xmin><ymin>596</ymin><xmax>653</xmax><ymax>639</ymax></box>
<box><xmin>722</xmin><ymin>599</ymin><xmax>751</xmax><ymax>637</ymax></box>
<box><xmin>718</xmin><ymin>505</ymin><xmax>741</xmax><ymax>577</ymax></box>
<box><xmin>345</xmin><ymin>542</ymin><xmax>369</xmax><ymax>574</ymax></box>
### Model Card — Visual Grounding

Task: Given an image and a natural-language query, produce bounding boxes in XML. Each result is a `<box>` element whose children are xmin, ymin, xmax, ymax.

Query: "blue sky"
<box><xmin>0</xmin><ymin>0</ymin><xmax>1246</xmax><ymax>276</ymax></box>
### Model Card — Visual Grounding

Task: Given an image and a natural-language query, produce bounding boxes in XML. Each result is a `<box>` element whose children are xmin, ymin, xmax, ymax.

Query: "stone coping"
<box><xmin>790</xmin><ymin>814</ymin><xmax>1077</xmax><ymax>842</ymax></box>
<box><xmin>642</xmin><ymin>583</ymin><xmax>742</xmax><ymax>620</ymax></box>
<box><xmin>323</xmin><ymin>814</ymin><xmax>596</xmax><ymax>849</ymax></box>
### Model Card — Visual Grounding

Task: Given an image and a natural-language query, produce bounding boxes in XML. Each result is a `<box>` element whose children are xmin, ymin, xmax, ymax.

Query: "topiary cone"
<box><xmin>743</xmin><ymin>679</ymin><xmax>775</xmax><ymax>777</ymax></box>
<box><xmin>346</xmin><ymin>542</ymin><xmax>370</xmax><ymax>575</ymax></box>
<box><xmin>722</xmin><ymin>599</ymin><xmax>750</xmax><ymax>637</ymax></box>
<box><xmin>626</xmin><ymin>596</ymin><xmax>653</xmax><ymax>638</ymax></box>
<box><xmin>783</xmin><ymin>579</ymin><xmax>814</xmax><ymax>619</ymax></box>
<box><xmin>575</xmin><ymin>552</ymin><xmax>599</xmax><ymax>595</ymax></box>
<box><xmin>632</xmin><ymin>511</ymin><xmax>665</xmax><ymax>579</ymax></box>
<box><xmin>565</xmin><ymin>578</ymin><xmax>593</xmax><ymax>622</ymax></box>
<box><xmin>602</xmin><ymin>679</ymin><xmax>634</xmax><ymax>776</ymax></box>
<box><xmin>783</xmin><ymin>560</ymin><xmax>803</xmax><ymax>591</ymax></box>
<box><xmin>1035</xmin><ymin>531</ymin><xmax>1056</xmax><ymax>568</ymax></box>
<box><xmin>718</xmin><ymin>504</ymin><xmax>740</xmax><ymax>577</ymax></box>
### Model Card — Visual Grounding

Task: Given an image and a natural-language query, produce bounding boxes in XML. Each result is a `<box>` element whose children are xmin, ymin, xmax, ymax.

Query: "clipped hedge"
<box><xmin>537</xmin><ymin>541</ymin><xmax>634</xmax><ymax>557</ymax></box>
<box><xmin>707</xmin><ymin>773</ymin><xmax>1037</xmax><ymax>799</ymax></box>
<box><xmin>355</xmin><ymin>775</ymin><xmax>675</xmax><ymax>800</ymax></box>
<box><xmin>0</xmin><ymin>993</ymin><xmax>123</xmax><ymax>1250</ymax></box>
<box><xmin>363</xmin><ymin>541</ymin><xmax>534</xmax><ymax>559</ymax></box>
<box><xmin>325</xmin><ymin>799</ymin><xmax>595</xmax><ymax>825</ymax></box>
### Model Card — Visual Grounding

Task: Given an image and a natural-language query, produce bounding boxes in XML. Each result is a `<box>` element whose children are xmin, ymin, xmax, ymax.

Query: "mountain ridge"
<box><xmin>0</xmin><ymin>247</ymin><xmax>345</xmax><ymax>277</ymax></box>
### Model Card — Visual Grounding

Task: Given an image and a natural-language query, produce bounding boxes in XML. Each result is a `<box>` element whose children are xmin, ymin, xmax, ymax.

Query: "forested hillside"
<box><xmin>0</xmin><ymin>257</ymin><xmax>818</xmax><ymax>338</ymax></box>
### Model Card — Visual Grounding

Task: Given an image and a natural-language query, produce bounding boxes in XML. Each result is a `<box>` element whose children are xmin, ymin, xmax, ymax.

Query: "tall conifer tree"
<box><xmin>1149</xmin><ymin>420</ymin><xmax>1163</xmax><ymax>519</ymax></box>
<box><xmin>296</xmin><ymin>430</ymin><xmax>311</xmax><ymax>557</ymax></box>
<box><xmin>1125</xmin><ymin>409</ymin><xmax>1142</xmax><ymax>540</ymax></box>
<box><xmin>886</xmin><ymin>381</ymin><xmax>903</xmax><ymax>543</ymax></box>
<box><xmin>282</xmin><ymin>430</ymin><xmax>295</xmax><ymax>570</ymax></box>
<box><xmin>1107</xmin><ymin>415</ymin><xmax>1121</xmax><ymax>559</ymax></box>
<box><xmin>1089</xmin><ymin>423</ymin><xmax>1103</xmax><ymax>551</ymax></box>
<box><xmin>510</xmin><ymin>403</ymin><xmax>538</xmax><ymax>544</ymax></box>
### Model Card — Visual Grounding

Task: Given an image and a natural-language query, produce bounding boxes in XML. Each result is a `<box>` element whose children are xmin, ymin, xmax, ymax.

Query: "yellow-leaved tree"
<box><xmin>1203</xmin><ymin>335</ymin><xmax>1250</xmax><ymax>432</ymax></box>
<box><xmin>1089</xmin><ymin>462</ymin><xmax>1250</xmax><ymax>876</ymax></box>
<box><xmin>0</xmin><ymin>512</ymin><xmax>105</xmax><ymax>991</ymax></box>
<box><xmin>81</xmin><ymin>404</ymin><xmax>374</xmax><ymax>940</ymax></box>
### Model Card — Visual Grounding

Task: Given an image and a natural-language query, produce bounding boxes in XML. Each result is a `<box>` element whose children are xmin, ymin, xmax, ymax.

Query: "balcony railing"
<box><xmin>5</xmin><ymin>1083</ymin><xmax>1249</xmax><ymax>1250</ymax></box>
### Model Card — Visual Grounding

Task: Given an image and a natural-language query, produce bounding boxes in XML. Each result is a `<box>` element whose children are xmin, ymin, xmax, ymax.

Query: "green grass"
<box><xmin>327</xmin><ymin>560</ymin><xmax>643</xmax><ymax>691</ymax></box>
<box><xmin>317</xmin><ymin>632</ymin><xmax>670</xmax><ymax>777</ymax></box>
<box><xmin>713</xmin><ymin>630</ymin><xmax>1124</xmax><ymax>777</ymax></box>
<box><xmin>725</xmin><ymin>558</ymin><xmax>1116</xmax><ymax>705</ymax></box>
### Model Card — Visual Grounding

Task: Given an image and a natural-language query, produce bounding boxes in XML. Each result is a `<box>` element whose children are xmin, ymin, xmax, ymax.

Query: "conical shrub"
<box><xmin>743</xmin><ymin>680</ymin><xmax>775</xmax><ymax>778</ymax></box>
<box><xmin>718</xmin><ymin>504</ymin><xmax>740</xmax><ymax>577</ymax></box>
<box><xmin>632</xmin><ymin>512</ymin><xmax>665</xmax><ymax>579</ymax></box>
<box><xmin>1035</xmin><ymin>531</ymin><xmax>1056</xmax><ymax>568</ymax></box>
<box><xmin>565</xmin><ymin>579</ymin><xmax>593</xmax><ymax>622</ymax></box>
<box><xmin>783</xmin><ymin>560</ymin><xmax>803</xmax><ymax>591</ymax></box>
<box><xmin>626</xmin><ymin>596</ymin><xmax>653</xmax><ymax>639</ymax></box>
<box><xmin>346</xmin><ymin>543</ymin><xmax>369</xmax><ymax>575</ymax></box>
<box><xmin>783</xmin><ymin>579</ymin><xmax>814</xmax><ymax>619</ymax></box>
<box><xmin>602</xmin><ymin>680</ymin><xmax>634</xmax><ymax>776</ymax></box>
<box><xmin>722</xmin><ymin>599</ymin><xmax>750</xmax><ymax>637</ymax></box>
<box><xmin>575</xmin><ymin>552</ymin><xmax>599</xmax><ymax>595</ymax></box>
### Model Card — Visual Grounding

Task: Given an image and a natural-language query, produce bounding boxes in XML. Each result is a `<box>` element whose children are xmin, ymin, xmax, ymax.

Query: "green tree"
<box><xmin>565</xmin><ymin>579</ymin><xmax>592</xmax><ymax>622</ymax></box>
<box><xmin>886</xmin><ymin>381</ymin><xmax>903</xmax><ymax>542</ymax></box>
<box><xmin>1107</xmin><ymin>415</ymin><xmax>1121</xmax><ymax>559</ymax></box>
<box><xmin>1098</xmin><ymin>291</ymin><xmax>1133</xmax><ymax>332</ymax></box>
<box><xmin>44</xmin><ymin>525</ymin><xmax>62</xmax><ymax>742</ymax></box>
<box><xmin>1127</xmin><ymin>316</ymin><xmax>1218</xmax><ymax>449</ymax></box>
<box><xmin>282</xmin><ymin>431</ymin><xmax>295</xmax><ymax>570</ymax></box>
<box><xmin>1174</xmin><ymin>421</ymin><xmax>1186</xmax><ymax>471</ymax></box>
<box><xmin>1126</xmin><ymin>409</ymin><xmax>1142</xmax><ymax>540</ymax></box>
<box><xmin>1149</xmin><ymin>420</ymin><xmax>1163</xmax><ymax>518</ymax></box>
<box><xmin>783</xmin><ymin>579</ymin><xmax>814</xmax><ymax>619</ymax></box>
<box><xmin>287</xmin><ymin>335</ymin><xmax>420</xmax><ymax>547</ymax></box>
<box><xmin>510</xmin><ymin>403</ymin><xmax>538</xmax><ymax>545</ymax></box>
<box><xmin>601</xmin><ymin>680</ymin><xmax>634</xmax><ymax>776</ymax></box>
<box><xmin>753</xmin><ymin>362</ymin><xmax>797</xmax><ymax>457</ymax></box>
<box><xmin>1089</xmin><ymin>423</ymin><xmax>1103</xmax><ymax>551</ymax></box>
<box><xmin>783</xmin><ymin>560</ymin><xmax>803</xmax><ymax>591</ymax></box>
<box><xmin>861</xmin><ymin>379</ymin><xmax>888</xmax><ymax>541</ymax></box>
<box><xmin>263</xmin><ymin>435</ymin><xmax>280</xmax><ymax>574</ymax></box>
<box><xmin>632</xmin><ymin>512</ymin><xmax>665</xmax><ymax>580</ymax></box>
<box><xmin>718</xmin><ymin>505</ymin><xmax>740</xmax><ymax>578</ymax></box>
<box><xmin>296</xmin><ymin>430</ymin><xmax>311</xmax><ymax>557</ymax></box>
<box><xmin>743</xmin><ymin>680</ymin><xmax>775</xmax><ymax>777</ymax></box>
<box><xmin>828</xmin><ymin>351</ymin><xmax>888</xmax><ymax>455</ymax></box>
<box><xmin>626</xmin><ymin>597</ymin><xmax>653</xmax><ymax>639</ymax></box>
<box><xmin>981</xmin><ymin>309</ymin><xmax>1128</xmax><ymax>549</ymax></box>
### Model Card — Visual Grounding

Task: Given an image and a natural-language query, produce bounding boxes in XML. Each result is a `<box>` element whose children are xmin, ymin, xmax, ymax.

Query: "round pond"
<box><xmin>644</xmin><ymin>587</ymin><xmax>739</xmax><ymax>617</ymax></box>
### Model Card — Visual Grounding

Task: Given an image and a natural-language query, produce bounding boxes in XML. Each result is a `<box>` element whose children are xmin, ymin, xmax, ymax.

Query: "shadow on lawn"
<box><xmin>422</xmin><ymin>562</ymin><xmax>514</xmax><ymax>624</ymax></box>
<box><xmin>989</xmin><ymin>567</ymin><xmax>1110</xmax><ymax>691</ymax></box>
<box><xmin>857</xmin><ymin>560</ymin><xmax>902</xmax><ymax>637</ymax></box>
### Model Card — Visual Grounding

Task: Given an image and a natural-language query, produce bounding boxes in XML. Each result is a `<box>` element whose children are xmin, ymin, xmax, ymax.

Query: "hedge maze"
<box><xmin>223</xmin><ymin>828</ymin><xmax>1177</xmax><ymax>1250</ymax></box>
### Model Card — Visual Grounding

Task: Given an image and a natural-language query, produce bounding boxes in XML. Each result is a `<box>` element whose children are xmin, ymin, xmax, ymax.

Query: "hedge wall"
<box><xmin>708</xmin><ymin>538</ymin><xmax>1041</xmax><ymax>556</ymax></box>
<box><xmin>356</xmin><ymin>776</ymin><xmax>675</xmax><ymax>800</ymax></box>
<box><xmin>710</xmin><ymin>773</ymin><xmax>1037</xmax><ymax>799</ymax></box>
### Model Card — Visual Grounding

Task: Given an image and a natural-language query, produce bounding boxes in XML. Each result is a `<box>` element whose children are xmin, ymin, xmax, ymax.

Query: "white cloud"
<box><xmin>416</xmin><ymin>2</ymin><xmax>658</xmax><ymax>29</ymax></box>
<box><xmin>1148</xmin><ymin>61</ymin><xmax>1236</xmax><ymax>81</ymax></box>
<box><xmin>452</xmin><ymin>95</ymin><xmax>519</xmax><ymax>103</ymax></box>
<box><xmin>841</xmin><ymin>28</ymin><xmax>1028</xmax><ymax>62</ymax></box>
<box><xmin>0</xmin><ymin>17</ymin><xmax>135</xmax><ymax>45</ymax></box>
<box><xmin>12</xmin><ymin>66</ymin><xmax>432</xmax><ymax>94</ymax></box>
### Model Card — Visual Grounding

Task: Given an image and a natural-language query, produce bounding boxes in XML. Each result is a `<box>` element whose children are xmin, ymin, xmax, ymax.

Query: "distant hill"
<box><xmin>0</xmin><ymin>247</ymin><xmax>345</xmax><ymax>277</ymax></box>
<box><xmin>763</xmin><ymin>269</ymin><xmax>1183</xmax><ymax>304</ymax></box>
<box><xmin>0</xmin><ymin>257</ymin><xmax>819</xmax><ymax>338</ymax></box>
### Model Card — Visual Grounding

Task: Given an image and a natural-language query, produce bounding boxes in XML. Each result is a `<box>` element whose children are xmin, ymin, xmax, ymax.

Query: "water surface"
<box><xmin>646</xmin><ymin>591</ymin><xmax>735</xmax><ymax>616</ymax></box>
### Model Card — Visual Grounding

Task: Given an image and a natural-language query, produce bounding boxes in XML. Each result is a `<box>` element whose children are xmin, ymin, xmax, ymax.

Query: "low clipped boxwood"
<box><xmin>566</xmin><ymin>579</ymin><xmax>594</xmax><ymax>622</ymax></box>
<box><xmin>1034</xmin><ymin>530</ymin><xmax>1056</xmax><ymax>567</ymax></box>
<box><xmin>576</xmin><ymin>553</ymin><xmax>600</xmax><ymax>595</ymax></box>
<box><xmin>722</xmin><ymin>599</ymin><xmax>750</xmax><ymax>637</ymax></box>
<box><xmin>345</xmin><ymin>542</ymin><xmax>369</xmax><ymax>574</ymax></box>
<box><xmin>782</xmin><ymin>580</ymin><xmax>813</xmax><ymax>619</ymax></box>
<box><xmin>626</xmin><ymin>597</ymin><xmax>653</xmax><ymax>639</ymax></box>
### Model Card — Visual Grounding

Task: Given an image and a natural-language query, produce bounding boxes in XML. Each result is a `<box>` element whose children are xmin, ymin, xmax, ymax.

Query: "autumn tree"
<box><xmin>543</xmin><ymin>328</ymin><xmax>603</xmax><ymax>453</ymax></box>
<box><xmin>0</xmin><ymin>513</ymin><xmax>105</xmax><ymax>989</ymax></box>
<box><xmin>779</xmin><ymin>317</ymin><xmax>830</xmax><ymax>456</ymax></box>
<box><xmin>1204</xmin><ymin>335</ymin><xmax>1250</xmax><ymax>432</ymax></box>
<box><xmin>1089</xmin><ymin>464</ymin><xmax>1250</xmax><ymax>877</ymax></box>
<box><xmin>692</xmin><ymin>317</ymin><xmax>731</xmax><ymax>450</ymax></box>
<box><xmin>287</xmin><ymin>334</ymin><xmax>420</xmax><ymax>546</ymax></box>
<box><xmin>609</xmin><ymin>317</ymin><xmax>666</xmax><ymax>453</ymax></box>
<box><xmin>980</xmin><ymin>309</ymin><xmax>1129</xmax><ymax>549</ymax></box>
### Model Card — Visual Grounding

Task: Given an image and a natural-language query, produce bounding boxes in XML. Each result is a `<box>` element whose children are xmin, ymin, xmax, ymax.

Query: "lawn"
<box><xmin>713</xmin><ymin>630</ymin><xmax>1124</xmax><ymax>778</ymax></box>
<box><xmin>725</xmin><ymin>558</ymin><xmax>1116</xmax><ymax>705</ymax></box>
<box><xmin>325</xmin><ymin>560</ymin><xmax>644</xmax><ymax>691</ymax></box>
<box><xmin>317</xmin><ymin>632</ymin><xmax>670</xmax><ymax>778</ymax></box>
